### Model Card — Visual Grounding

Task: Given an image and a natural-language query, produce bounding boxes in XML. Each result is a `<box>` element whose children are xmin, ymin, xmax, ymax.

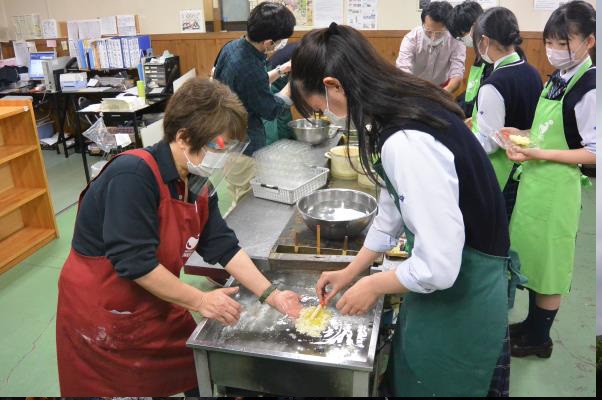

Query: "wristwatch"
<box><xmin>276</xmin><ymin>65</ymin><xmax>286</xmax><ymax>77</ymax></box>
<box><xmin>259</xmin><ymin>284</ymin><xmax>278</xmax><ymax>304</ymax></box>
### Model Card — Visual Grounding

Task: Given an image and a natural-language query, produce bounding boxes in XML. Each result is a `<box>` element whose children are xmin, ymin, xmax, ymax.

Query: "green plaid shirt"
<box><xmin>214</xmin><ymin>36</ymin><xmax>288</xmax><ymax>155</ymax></box>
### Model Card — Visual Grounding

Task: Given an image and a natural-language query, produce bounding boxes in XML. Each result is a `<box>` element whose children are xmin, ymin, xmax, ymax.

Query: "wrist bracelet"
<box><xmin>259</xmin><ymin>284</ymin><xmax>277</xmax><ymax>304</ymax></box>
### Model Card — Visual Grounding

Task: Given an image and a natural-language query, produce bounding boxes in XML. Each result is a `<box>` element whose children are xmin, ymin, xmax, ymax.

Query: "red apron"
<box><xmin>56</xmin><ymin>149</ymin><xmax>209</xmax><ymax>396</ymax></box>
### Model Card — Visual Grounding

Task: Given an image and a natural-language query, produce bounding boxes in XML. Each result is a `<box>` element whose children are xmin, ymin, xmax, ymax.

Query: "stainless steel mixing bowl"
<box><xmin>288</xmin><ymin>118</ymin><xmax>333</xmax><ymax>145</ymax></box>
<box><xmin>297</xmin><ymin>189</ymin><xmax>378</xmax><ymax>239</ymax></box>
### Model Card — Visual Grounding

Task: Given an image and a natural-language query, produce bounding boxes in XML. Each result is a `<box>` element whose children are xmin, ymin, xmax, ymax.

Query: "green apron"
<box><xmin>471</xmin><ymin>53</ymin><xmax>521</xmax><ymax>189</ymax></box>
<box><xmin>373</xmin><ymin>159</ymin><xmax>524</xmax><ymax>396</ymax></box>
<box><xmin>263</xmin><ymin>74</ymin><xmax>294</xmax><ymax>145</ymax></box>
<box><xmin>465</xmin><ymin>63</ymin><xmax>486</xmax><ymax>105</ymax></box>
<box><xmin>509</xmin><ymin>59</ymin><xmax>592</xmax><ymax>295</ymax></box>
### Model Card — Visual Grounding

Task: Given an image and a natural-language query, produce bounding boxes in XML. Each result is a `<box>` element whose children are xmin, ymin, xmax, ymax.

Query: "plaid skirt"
<box><xmin>488</xmin><ymin>329</ymin><xmax>511</xmax><ymax>397</ymax></box>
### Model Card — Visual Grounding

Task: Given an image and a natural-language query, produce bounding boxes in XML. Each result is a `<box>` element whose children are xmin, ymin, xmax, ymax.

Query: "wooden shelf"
<box><xmin>0</xmin><ymin>227</ymin><xmax>56</xmax><ymax>274</ymax></box>
<box><xmin>0</xmin><ymin>145</ymin><xmax>37</xmax><ymax>165</ymax></box>
<box><xmin>0</xmin><ymin>188</ymin><xmax>47</xmax><ymax>219</ymax></box>
<box><xmin>0</xmin><ymin>99</ymin><xmax>57</xmax><ymax>275</ymax></box>
<box><xmin>0</xmin><ymin>106</ymin><xmax>27</xmax><ymax>121</ymax></box>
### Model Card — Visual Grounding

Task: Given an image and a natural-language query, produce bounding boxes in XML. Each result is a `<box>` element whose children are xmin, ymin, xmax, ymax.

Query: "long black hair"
<box><xmin>290</xmin><ymin>23</ymin><xmax>464</xmax><ymax>185</ymax></box>
<box><xmin>543</xmin><ymin>0</ymin><xmax>596</xmax><ymax>56</ymax></box>
<box><xmin>473</xmin><ymin>7</ymin><xmax>526</xmax><ymax>60</ymax></box>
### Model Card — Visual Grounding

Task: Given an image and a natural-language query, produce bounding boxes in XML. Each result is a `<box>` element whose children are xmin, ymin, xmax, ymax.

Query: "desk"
<box><xmin>0</xmin><ymin>85</ymin><xmax>69</xmax><ymax>157</ymax></box>
<box><xmin>75</xmin><ymin>96</ymin><xmax>169</xmax><ymax>182</ymax></box>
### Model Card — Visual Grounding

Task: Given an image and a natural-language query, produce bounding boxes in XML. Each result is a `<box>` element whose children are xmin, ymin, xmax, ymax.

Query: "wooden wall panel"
<box><xmin>1</xmin><ymin>30</ymin><xmax>554</xmax><ymax>96</ymax></box>
<box><xmin>147</xmin><ymin>31</ymin><xmax>554</xmax><ymax>90</ymax></box>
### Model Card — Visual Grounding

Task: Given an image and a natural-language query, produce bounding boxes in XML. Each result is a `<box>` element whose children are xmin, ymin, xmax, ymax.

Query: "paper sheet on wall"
<box><xmin>78</xmin><ymin>19</ymin><xmax>102</xmax><ymax>40</ymax></box>
<box><xmin>314</xmin><ymin>0</ymin><xmax>344</xmax><ymax>28</ymax></box>
<box><xmin>42</xmin><ymin>19</ymin><xmax>58</xmax><ymax>39</ymax></box>
<box><xmin>117</xmin><ymin>15</ymin><xmax>137</xmax><ymax>36</ymax></box>
<box><xmin>533</xmin><ymin>0</ymin><xmax>570</xmax><ymax>10</ymax></box>
<box><xmin>533</xmin><ymin>0</ymin><xmax>559</xmax><ymax>10</ymax></box>
<box><xmin>100</xmin><ymin>16</ymin><xmax>118</xmax><ymax>36</ymax></box>
<box><xmin>180</xmin><ymin>9</ymin><xmax>205</xmax><ymax>33</ymax></box>
<box><xmin>347</xmin><ymin>0</ymin><xmax>378</xmax><ymax>30</ymax></box>
<box><xmin>67</xmin><ymin>21</ymin><xmax>79</xmax><ymax>41</ymax></box>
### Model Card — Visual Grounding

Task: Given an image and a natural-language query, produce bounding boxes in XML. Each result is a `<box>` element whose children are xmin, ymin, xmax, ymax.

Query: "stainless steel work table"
<box><xmin>185</xmin><ymin>135</ymin><xmax>395</xmax><ymax>396</ymax></box>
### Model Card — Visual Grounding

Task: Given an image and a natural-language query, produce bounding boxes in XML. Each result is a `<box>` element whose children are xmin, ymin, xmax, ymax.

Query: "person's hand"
<box><xmin>506</xmin><ymin>146</ymin><xmax>541</xmax><ymax>163</ymax></box>
<box><xmin>316</xmin><ymin>268</ymin><xmax>355</xmax><ymax>306</ymax></box>
<box><xmin>464</xmin><ymin>117</ymin><xmax>473</xmax><ymax>130</ymax></box>
<box><xmin>336</xmin><ymin>276</ymin><xmax>380</xmax><ymax>316</ymax></box>
<box><xmin>280</xmin><ymin>60</ymin><xmax>292</xmax><ymax>74</ymax></box>
<box><xmin>195</xmin><ymin>287</ymin><xmax>242</xmax><ymax>326</ymax></box>
<box><xmin>279</xmin><ymin>81</ymin><xmax>292</xmax><ymax>98</ymax></box>
<box><xmin>267</xmin><ymin>289</ymin><xmax>302</xmax><ymax>319</ymax></box>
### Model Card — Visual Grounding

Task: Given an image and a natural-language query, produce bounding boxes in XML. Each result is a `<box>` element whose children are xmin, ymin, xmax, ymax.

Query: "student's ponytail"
<box><xmin>473</xmin><ymin>7</ymin><xmax>525</xmax><ymax>57</ymax></box>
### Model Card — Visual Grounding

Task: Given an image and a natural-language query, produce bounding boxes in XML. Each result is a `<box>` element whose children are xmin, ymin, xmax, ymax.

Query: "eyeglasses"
<box><xmin>423</xmin><ymin>25</ymin><xmax>447</xmax><ymax>39</ymax></box>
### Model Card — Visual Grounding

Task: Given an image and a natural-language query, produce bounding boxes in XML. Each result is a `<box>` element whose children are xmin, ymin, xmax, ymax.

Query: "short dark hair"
<box><xmin>421</xmin><ymin>1</ymin><xmax>453</xmax><ymax>24</ymax></box>
<box><xmin>163</xmin><ymin>78</ymin><xmax>247</xmax><ymax>153</ymax></box>
<box><xmin>247</xmin><ymin>1</ymin><xmax>296</xmax><ymax>43</ymax></box>
<box><xmin>447</xmin><ymin>1</ymin><xmax>484</xmax><ymax>39</ymax></box>
<box><xmin>543</xmin><ymin>0</ymin><xmax>595</xmax><ymax>52</ymax></box>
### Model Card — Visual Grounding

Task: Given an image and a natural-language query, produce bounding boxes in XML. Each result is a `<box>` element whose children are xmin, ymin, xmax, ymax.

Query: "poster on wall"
<box><xmin>314</xmin><ymin>0</ymin><xmax>344</xmax><ymax>28</ymax></box>
<box><xmin>249</xmin><ymin>0</ymin><xmax>314</xmax><ymax>27</ymax></box>
<box><xmin>347</xmin><ymin>0</ymin><xmax>378</xmax><ymax>30</ymax></box>
<box><xmin>180</xmin><ymin>9</ymin><xmax>205</xmax><ymax>33</ymax></box>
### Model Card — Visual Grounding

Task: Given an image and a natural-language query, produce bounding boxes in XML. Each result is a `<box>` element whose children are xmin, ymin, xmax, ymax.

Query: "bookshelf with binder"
<box><xmin>74</xmin><ymin>35</ymin><xmax>151</xmax><ymax>71</ymax></box>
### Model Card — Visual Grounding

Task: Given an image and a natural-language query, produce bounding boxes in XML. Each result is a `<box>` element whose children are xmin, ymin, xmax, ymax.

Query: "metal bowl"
<box><xmin>288</xmin><ymin>119</ymin><xmax>332</xmax><ymax>145</ymax></box>
<box><xmin>297</xmin><ymin>189</ymin><xmax>378</xmax><ymax>239</ymax></box>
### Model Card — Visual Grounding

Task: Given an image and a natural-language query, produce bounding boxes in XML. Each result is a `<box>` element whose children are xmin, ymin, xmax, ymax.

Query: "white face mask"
<box><xmin>184</xmin><ymin>150</ymin><xmax>226</xmax><ymax>177</ymax></box>
<box><xmin>478</xmin><ymin>37</ymin><xmax>494</xmax><ymax>64</ymax></box>
<box><xmin>546</xmin><ymin>40</ymin><xmax>587</xmax><ymax>71</ymax></box>
<box><xmin>425</xmin><ymin>35</ymin><xmax>445</xmax><ymax>47</ymax></box>
<box><xmin>461</xmin><ymin>34</ymin><xmax>473</xmax><ymax>48</ymax></box>
<box><xmin>324</xmin><ymin>86</ymin><xmax>348</xmax><ymax>127</ymax></box>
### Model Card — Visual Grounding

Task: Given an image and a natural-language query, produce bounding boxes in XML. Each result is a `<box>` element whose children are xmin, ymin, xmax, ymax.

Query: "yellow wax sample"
<box><xmin>295</xmin><ymin>306</ymin><xmax>333</xmax><ymax>337</ymax></box>
<box><xmin>509</xmin><ymin>135</ymin><xmax>531</xmax><ymax>147</ymax></box>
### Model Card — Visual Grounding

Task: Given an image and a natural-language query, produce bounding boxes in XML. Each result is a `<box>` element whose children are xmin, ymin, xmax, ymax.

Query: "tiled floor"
<box><xmin>0</xmin><ymin>150</ymin><xmax>596</xmax><ymax>396</ymax></box>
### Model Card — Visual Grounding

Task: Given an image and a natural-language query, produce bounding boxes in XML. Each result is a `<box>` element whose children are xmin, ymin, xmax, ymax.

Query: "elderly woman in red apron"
<box><xmin>503</xmin><ymin>1</ymin><xmax>596</xmax><ymax>358</ymax></box>
<box><xmin>56</xmin><ymin>78</ymin><xmax>302</xmax><ymax>396</ymax></box>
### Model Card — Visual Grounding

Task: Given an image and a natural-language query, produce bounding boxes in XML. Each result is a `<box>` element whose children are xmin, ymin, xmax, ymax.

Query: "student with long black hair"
<box><xmin>470</xmin><ymin>7</ymin><xmax>543</xmax><ymax>219</ymax></box>
<box><xmin>503</xmin><ymin>0</ymin><xmax>596</xmax><ymax>358</ymax></box>
<box><xmin>291</xmin><ymin>23</ymin><xmax>520</xmax><ymax>397</ymax></box>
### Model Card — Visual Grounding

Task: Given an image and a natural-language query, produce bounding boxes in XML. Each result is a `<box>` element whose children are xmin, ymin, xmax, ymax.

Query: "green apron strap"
<box><xmin>465</xmin><ymin>64</ymin><xmax>486</xmax><ymax>103</ymax></box>
<box><xmin>470</xmin><ymin>53</ymin><xmax>520</xmax><ymax>135</ymax></box>
<box><xmin>507</xmin><ymin>250</ymin><xmax>527</xmax><ymax>309</ymax></box>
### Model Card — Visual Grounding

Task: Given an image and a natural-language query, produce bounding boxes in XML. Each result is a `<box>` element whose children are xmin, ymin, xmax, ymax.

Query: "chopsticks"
<box><xmin>316</xmin><ymin>225</ymin><xmax>321</xmax><ymax>255</ymax></box>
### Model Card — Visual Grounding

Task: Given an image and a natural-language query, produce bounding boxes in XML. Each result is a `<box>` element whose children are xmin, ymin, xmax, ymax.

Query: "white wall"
<box><xmin>0</xmin><ymin>0</ymin><xmax>596</xmax><ymax>41</ymax></box>
<box><xmin>0</xmin><ymin>0</ymin><xmax>212</xmax><ymax>39</ymax></box>
<box><xmin>377</xmin><ymin>0</ymin><xmax>596</xmax><ymax>31</ymax></box>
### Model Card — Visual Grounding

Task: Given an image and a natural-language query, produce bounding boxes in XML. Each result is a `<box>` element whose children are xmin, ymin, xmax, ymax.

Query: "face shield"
<box><xmin>187</xmin><ymin>136</ymin><xmax>251</xmax><ymax>198</ymax></box>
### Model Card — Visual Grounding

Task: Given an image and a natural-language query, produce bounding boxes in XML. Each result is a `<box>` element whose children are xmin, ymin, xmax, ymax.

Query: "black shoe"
<box><xmin>509</xmin><ymin>322</ymin><xmax>527</xmax><ymax>342</ymax></box>
<box><xmin>511</xmin><ymin>336</ymin><xmax>553</xmax><ymax>358</ymax></box>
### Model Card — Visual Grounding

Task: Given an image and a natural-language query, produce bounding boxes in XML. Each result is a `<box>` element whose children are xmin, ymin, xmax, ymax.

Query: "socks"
<box><xmin>521</xmin><ymin>289</ymin><xmax>537</xmax><ymax>328</ymax></box>
<box><xmin>526</xmin><ymin>305</ymin><xmax>558</xmax><ymax>345</ymax></box>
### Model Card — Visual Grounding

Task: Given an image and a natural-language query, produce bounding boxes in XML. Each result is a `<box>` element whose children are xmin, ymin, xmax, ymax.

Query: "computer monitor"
<box><xmin>29</xmin><ymin>51</ymin><xmax>56</xmax><ymax>80</ymax></box>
